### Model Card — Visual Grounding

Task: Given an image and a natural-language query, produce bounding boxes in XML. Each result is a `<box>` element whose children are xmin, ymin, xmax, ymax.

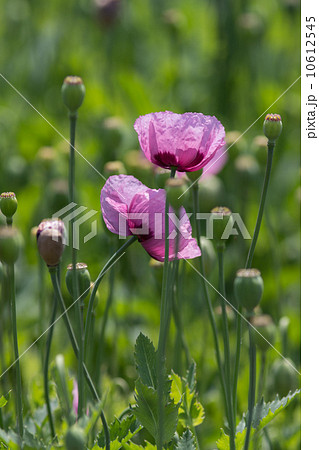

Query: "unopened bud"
<box><xmin>234</xmin><ymin>268</ymin><xmax>264</xmax><ymax>311</ymax></box>
<box><xmin>250</xmin><ymin>314</ymin><xmax>276</xmax><ymax>352</ymax></box>
<box><xmin>166</xmin><ymin>178</ymin><xmax>187</xmax><ymax>211</ymax></box>
<box><xmin>268</xmin><ymin>359</ymin><xmax>299</xmax><ymax>397</ymax></box>
<box><xmin>66</xmin><ymin>263</ymin><xmax>91</xmax><ymax>300</ymax></box>
<box><xmin>61</xmin><ymin>76</ymin><xmax>85</xmax><ymax>114</ymax></box>
<box><xmin>65</xmin><ymin>425</ymin><xmax>86</xmax><ymax>450</ymax></box>
<box><xmin>0</xmin><ymin>192</ymin><xmax>18</xmax><ymax>220</ymax></box>
<box><xmin>263</xmin><ymin>114</ymin><xmax>282</xmax><ymax>143</ymax></box>
<box><xmin>37</xmin><ymin>219</ymin><xmax>65</xmax><ymax>267</ymax></box>
<box><xmin>0</xmin><ymin>227</ymin><xmax>22</xmax><ymax>264</ymax></box>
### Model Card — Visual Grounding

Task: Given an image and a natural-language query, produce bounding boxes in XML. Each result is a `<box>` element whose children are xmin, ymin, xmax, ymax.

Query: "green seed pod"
<box><xmin>263</xmin><ymin>113</ymin><xmax>282</xmax><ymax>143</ymax></box>
<box><xmin>104</xmin><ymin>160</ymin><xmax>126</xmax><ymax>177</ymax></box>
<box><xmin>186</xmin><ymin>168</ymin><xmax>203</xmax><ymax>183</ymax></box>
<box><xmin>166</xmin><ymin>178</ymin><xmax>187</xmax><ymax>211</ymax></box>
<box><xmin>250</xmin><ymin>314</ymin><xmax>276</xmax><ymax>352</ymax></box>
<box><xmin>66</xmin><ymin>263</ymin><xmax>91</xmax><ymax>300</ymax></box>
<box><xmin>65</xmin><ymin>425</ymin><xmax>86</xmax><ymax>450</ymax></box>
<box><xmin>0</xmin><ymin>192</ymin><xmax>18</xmax><ymax>220</ymax></box>
<box><xmin>61</xmin><ymin>76</ymin><xmax>85</xmax><ymax>114</ymax></box>
<box><xmin>268</xmin><ymin>359</ymin><xmax>299</xmax><ymax>397</ymax></box>
<box><xmin>198</xmin><ymin>176</ymin><xmax>224</xmax><ymax>213</ymax></box>
<box><xmin>37</xmin><ymin>219</ymin><xmax>65</xmax><ymax>267</ymax></box>
<box><xmin>234</xmin><ymin>268</ymin><xmax>264</xmax><ymax>311</ymax></box>
<box><xmin>210</xmin><ymin>206</ymin><xmax>233</xmax><ymax>250</ymax></box>
<box><xmin>0</xmin><ymin>227</ymin><xmax>22</xmax><ymax>264</ymax></box>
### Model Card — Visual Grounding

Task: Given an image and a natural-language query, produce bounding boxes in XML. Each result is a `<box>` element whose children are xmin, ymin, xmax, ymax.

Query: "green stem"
<box><xmin>157</xmin><ymin>196</ymin><xmax>171</xmax><ymax>450</ymax></box>
<box><xmin>246</xmin><ymin>142</ymin><xmax>274</xmax><ymax>269</ymax></box>
<box><xmin>44</xmin><ymin>296</ymin><xmax>57</xmax><ymax>439</ymax></box>
<box><xmin>95</xmin><ymin>261</ymin><xmax>116</xmax><ymax>387</ymax></box>
<box><xmin>257</xmin><ymin>352</ymin><xmax>266</xmax><ymax>402</ymax></box>
<box><xmin>233</xmin><ymin>141</ymin><xmax>275</xmax><ymax>432</ymax></box>
<box><xmin>84</xmin><ymin>236</ymin><xmax>137</xmax><ymax>364</ymax></box>
<box><xmin>244</xmin><ymin>326</ymin><xmax>256</xmax><ymax>450</ymax></box>
<box><xmin>192</xmin><ymin>184</ymin><xmax>230</xmax><ymax>426</ymax></box>
<box><xmin>8</xmin><ymin>263</ymin><xmax>23</xmax><ymax>437</ymax></box>
<box><xmin>68</xmin><ymin>112</ymin><xmax>84</xmax><ymax>417</ymax></box>
<box><xmin>217</xmin><ymin>248</ymin><xmax>235</xmax><ymax>449</ymax></box>
<box><xmin>49</xmin><ymin>266</ymin><xmax>110</xmax><ymax>450</ymax></box>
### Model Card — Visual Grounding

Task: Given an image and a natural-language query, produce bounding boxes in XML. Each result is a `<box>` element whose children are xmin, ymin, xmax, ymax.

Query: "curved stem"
<box><xmin>49</xmin><ymin>267</ymin><xmax>110</xmax><ymax>450</ymax></box>
<box><xmin>244</xmin><ymin>326</ymin><xmax>256</xmax><ymax>450</ymax></box>
<box><xmin>83</xmin><ymin>236</ymin><xmax>137</xmax><ymax>364</ymax></box>
<box><xmin>8</xmin><ymin>263</ymin><xmax>23</xmax><ymax>437</ymax></box>
<box><xmin>246</xmin><ymin>142</ymin><xmax>274</xmax><ymax>269</ymax></box>
<box><xmin>192</xmin><ymin>184</ymin><xmax>230</xmax><ymax>426</ymax></box>
<box><xmin>217</xmin><ymin>249</ymin><xmax>235</xmax><ymax>449</ymax></box>
<box><xmin>44</xmin><ymin>296</ymin><xmax>57</xmax><ymax>439</ymax></box>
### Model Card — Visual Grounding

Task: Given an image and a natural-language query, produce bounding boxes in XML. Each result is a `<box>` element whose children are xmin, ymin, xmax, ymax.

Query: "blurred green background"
<box><xmin>0</xmin><ymin>0</ymin><xmax>300</xmax><ymax>448</ymax></box>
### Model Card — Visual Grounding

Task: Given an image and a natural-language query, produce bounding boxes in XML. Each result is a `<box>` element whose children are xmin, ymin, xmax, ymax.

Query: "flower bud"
<box><xmin>234</xmin><ymin>268</ymin><xmax>264</xmax><ymax>311</ymax></box>
<box><xmin>263</xmin><ymin>114</ymin><xmax>282</xmax><ymax>143</ymax></box>
<box><xmin>66</xmin><ymin>263</ymin><xmax>91</xmax><ymax>300</ymax></box>
<box><xmin>65</xmin><ymin>425</ymin><xmax>86</xmax><ymax>450</ymax></box>
<box><xmin>0</xmin><ymin>192</ymin><xmax>18</xmax><ymax>220</ymax></box>
<box><xmin>200</xmin><ymin>237</ymin><xmax>216</xmax><ymax>275</ymax></box>
<box><xmin>61</xmin><ymin>76</ymin><xmax>85</xmax><ymax>114</ymax></box>
<box><xmin>37</xmin><ymin>219</ymin><xmax>65</xmax><ymax>267</ymax></box>
<box><xmin>199</xmin><ymin>176</ymin><xmax>224</xmax><ymax>212</ymax></box>
<box><xmin>186</xmin><ymin>169</ymin><xmax>203</xmax><ymax>183</ymax></box>
<box><xmin>0</xmin><ymin>227</ymin><xmax>22</xmax><ymax>264</ymax></box>
<box><xmin>104</xmin><ymin>160</ymin><xmax>126</xmax><ymax>177</ymax></box>
<box><xmin>210</xmin><ymin>206</ymin><xmax>233</xmax><ymax>250</ymax></box>
<box><xmin>166</xmin><ymin>178</ymin><xmax>187</xmax><ymax>211</ymax></box>
<box><xmin>268</xmin><ymin>359</ymin><xmax>299</xmax><ymax>397</ymax></box>
<box><xmin>250</xmin><ymin>314</ymin><xmax>276</xmax><ymax>352</ymax></box>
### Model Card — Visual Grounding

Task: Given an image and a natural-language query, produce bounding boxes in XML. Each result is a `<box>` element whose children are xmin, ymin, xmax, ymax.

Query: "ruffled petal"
<box><xmin>129</xmin><ymin>188</ymin><xmax>201</xmax><ymax>261</ymax></box>
<box><xmin>100</xmin><ymin>175</ymin><xmax>147</xmax><ymax>236</ymax></box>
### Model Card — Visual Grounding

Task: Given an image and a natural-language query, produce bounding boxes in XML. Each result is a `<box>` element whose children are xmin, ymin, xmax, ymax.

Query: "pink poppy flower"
<box><xmin>100</xmin><ymin>174</ymin><xmax>201</xmax><ymax>261</ymax></box>
<box><xmin>134</xmin><ymin>111</ymin><xmax>226</xmax><ymax>172</ymax></box>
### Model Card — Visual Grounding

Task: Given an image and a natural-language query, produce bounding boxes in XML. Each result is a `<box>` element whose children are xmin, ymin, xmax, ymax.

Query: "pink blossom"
<box><xmin>100</xmin><ymin>175</ymin><xmax>201</xmax><ymax>261</ymax></box>
<box><xmin>72</xmin><ymin>379</ymin><xmax>79</xmax><ymax>416</ymax></box>
<box><xmin>134</xmin><ymin>111</ymin><xmax>225</xmax><ymax>172</ymax></box>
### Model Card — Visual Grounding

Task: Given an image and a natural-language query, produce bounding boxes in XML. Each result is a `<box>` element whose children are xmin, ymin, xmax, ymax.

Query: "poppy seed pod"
<box><xmin>210</xmin><ymin>206</ymin><xmax>233</xmax><ymax>249</ymax></box>
<box><xmin>61</xmin><ymin>76</ymin><xmax>85</xmax><ymax>114</ymax></box>
<box><xmin>263</xmin><ymin>113</ymin><xmax>282</xmax><ymax>143</ymax></box>
<box><xmin>0</xmin><ymin>227</ymin><xmax>22</xmax><ymax>264</ymax></box>
<box><xmin>166</xmin><ymin>178</ymin><xmax>187</xmax><ymax>211</ymax></box>
<box><xmin>250</xmin><ymin>314</ymin><xmax>276</xmax><ymax>352</ymax></box>
<box><xmin>66</xmin><ymin>263</ymin><xmax>91</xmax><ymax>300</ymax></box>
<box><xmin>104</xmin><ymin>160</ymin><xmax>126</xmax><ymax>177</ymax></box>
<box><xmin>65</xmin><ymin>425</ymin><xmax>86</xmax><ymax>450</ymax></box>
<box><xmin>37</xmin><ymin>219</ymin><xmax>65</xmax><ymax>267</ymax></box>
<box><xmin>0</xmin><ymin>192</ymin><xmax>18</xmax><ymax>220</ymax></box>
<box><xmin>234</xmin><ymin>268</ymin><xmax>264</xmax><ymax>311</ymax></box>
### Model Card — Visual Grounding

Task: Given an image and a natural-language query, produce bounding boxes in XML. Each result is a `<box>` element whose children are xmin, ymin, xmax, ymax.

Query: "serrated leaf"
<box><xmin>217</xmin><ymin>390</ymin><xmax>300</xmax><ymax>449</ymax></box>
<box><xmin>110</xmin><ymin>415</ymin><xmax>137</xmax><ymax>442</ymax></box>
<box><xmin>0</xmin><ymin>391</ymin><xmax>11</xmax><ymax>409</ymax></box>
<box><xmin>135</xmin><ymin>333</ymin><xmax>157</xmax><ymax>389</ymax></box>
<box><xmin>170</xmin><ymin>371</ymin><xmax>205</xmax><ymax>429</ymax></box>
<box><xmin>122</xmin><ymin>441</ymin><xmax>156</xmax><ymax>449</ymax></box>
<box><xmin>134</xmin><ymin>380</ymin><xmax>179</xmax><ymax>444</ymax></box>
<box><xmin>175</xmin><ymin>428</ymin><xmax>196</xmax><ymax>450</ymax></box>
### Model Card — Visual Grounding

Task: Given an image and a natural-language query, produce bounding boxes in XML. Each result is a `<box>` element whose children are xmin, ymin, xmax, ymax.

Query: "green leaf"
<box><xmin>110</xmin><ymin>415</ymin><xmax>137</xmax><ymax>442</ymax></box>
<box><xmin>0</xmin><ymin>391</ymin><xmax>11</xmax><ymax>408</ymax></box>
<box><xmin>186</xmin><ymin>363</ymin><xmax>196</xmax><ymax>392</ymax></box>
<box><xmin>170</xmin><ymin>368</ymin><xmax>205</xmax><ymax>429</ymax></box>
<box><xmin>175</xmin><ymin>428</ymin><xmax>196</xmax><ymax>450</ymax></box>
<box><xmin>122</xmin><ymin>441</ymin><xmax>157</xmax><ymax>449</ymax></box>
<box><xmin>217</xmin><ymin>390</ymin><xmax>300</xmax><ymax>449</ymax></box>
<box><xmin>135</xmin><ymin>333</ymin><xmax>157</xmax><ymax>389</ymax></box>
<box><xmin>134</xmin><ymin>380</ymin><xmax>179</xmax><ymax>445</ymax></box>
